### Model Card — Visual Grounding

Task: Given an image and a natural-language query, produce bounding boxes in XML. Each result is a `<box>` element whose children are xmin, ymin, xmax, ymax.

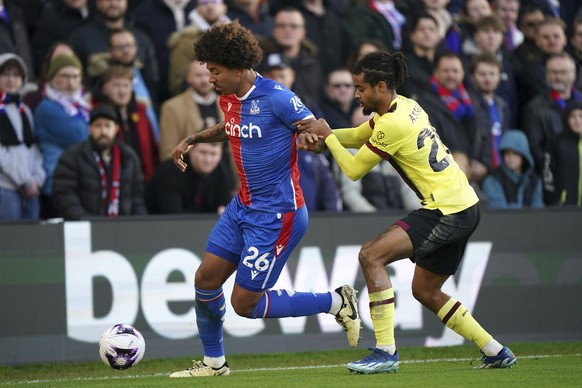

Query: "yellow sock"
<box><xmin>369</xmin><ymin>288</ymin><xmax>395</xmax><ymax>348</ymax></box>
<box><xmin>437</xmin><ymin>298</ymin><xmax>492</xmax><ymax>349</ymax></box>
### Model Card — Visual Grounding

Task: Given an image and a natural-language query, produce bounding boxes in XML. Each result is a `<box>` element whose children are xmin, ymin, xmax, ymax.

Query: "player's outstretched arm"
<box><xmin>172</xmin><ymin>122</ymin><xmax>227</xmax><ymax>172</ymax></box>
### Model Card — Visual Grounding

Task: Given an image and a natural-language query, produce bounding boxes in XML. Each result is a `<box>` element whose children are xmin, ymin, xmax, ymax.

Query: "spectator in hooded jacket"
<box><xmin>482</xmin><ymin>129</ymin><xmax>544</xmax><ymax>209</ymax></box>
<box><xmin>52</xmin><ymin>104</ymin><xmax>146</xmax><ymax>219</ymax></box>
<box><xmin>0</xmin><ymin>53</ymin><xmax>45</xmax><ymax>220</ymax></box>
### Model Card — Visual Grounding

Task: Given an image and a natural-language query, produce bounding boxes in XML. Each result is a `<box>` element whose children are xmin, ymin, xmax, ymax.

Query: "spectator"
<box><xmin>0</xmin><ymin>53</ymin><xmax>45</xmax><ymax>221</ymax></box>
<box><xmin>418</xmin><ymin>0</ymin><xmax>454</xmax><ymax>43</ymax></box>
<box><xmin>343</xmin><ymin>0</ymin><xmax>409</xmax><ymax>54</ymax></box>
<box><xmin>133</xmin><ymin>0</ymin><xmax>196</xmax><ymax>102</ymax></box>
<box><xmin>551</xmin><ymin>100</ymin><xmax>582</xmax><ymax>206</ymax></box>
<box><xmin>146</xmin><ymin>142</ymin><xmax>233</xmax><ymax>215</ymax></box>
<box><xmin>159</xmin><ymin>60</ymin><xmax>223</xmax><ymax>161</ymax></box>
<box><xmin>292</xmin><ymin>0</ymin><xmax>348</xmax><ymax>75</ymax></box>
<box><xmin>88</xmin><ymin>28</ymin><xmax>160</xmax><ymax>140</ymax></box>
<box><xmin>52</xmin><ymin>104</ymin><xmax>146</xmax><ymax>219</ymax></box>
<box><xmin>319</xmin><ymin>67</ymin><xmax>358</xmax><ymax>129</ymax></box>
<box><xmin>492</xmin><ymin>0</ymin><xmax>523</xmax><ymax>52</ymax></box>
<box><xmin>68</xmin><ymin>0</ymin><xmax>159</xmax><ymax>98</ymax></box>
<box><xmin>481</xmin><ymin>130</ymin><xmax>544</xmax><ymax>209</ymax></box>
<box><xmin>512</xmin><ymin>5</ymin><xmax>545</xmax><ymax>64</ymax></box>
<box><xmin>567</xmin><ymin>17</ymin><xmax>582</xmax><ymax>91</ymax></box>
<box><xmin>0</xmin><ymin>0</ymin><xmax>34</xmax><ymax>81</ymax></box>
<box><xmin>226</xmin><ymin>0</ymin><xmax>274</xmax><ymax>38</ymax></box>
<box><xmin>515</xmin><ymin>16</ymin><xmax>567</xmax><ymax>108</ymax></box>
<box><xmin>523</xmin><ymin>52</ymin><xmax>580</xmax><ymax>203</ymax></box>
<box><xmin>445</xmin><ymin>0</ymin><xmax>492</xmax><ymax>55</ymax></box>
<box><xmin>34</xmin><ymin>53</ymin><xmax>90</xmax><ymax>219</ymax></box>
<box><xmin>96</xmin><ymin>65</ymin><xmax>159</xmax><ymax>182</ymax></box>
<box><xmin>416</xmin><ymin>52</ymin><xmax>475</xmax><ymax>156</ymax></box>
<box><xmin>468</xmin><ymin>52</ymin><xmax>511</xmax><ymax>183</ymax></box>
<box><xmin>297</xmin><ymin>149</ymin><xmax>342</xmax><ymax>212</ymax></box>
<box><xmin>31</xmin><ymin>0</ymin><xmax>93</xmax><ymax>79</ymax></box>
<box><xmin>400</xmin><ymin>13</ymin><xmax>443</xmax><ymax>98</ymax></box>
<box><xmin>470</xmin><ymin>14</ymin><xmax>519</xmax><ymax>126</ymax></box>
<box><xmin>261</xmin><ymin>6</ymin><xmax>323</xmax><ymax>103</ymax></box>
<box><xmin>345</xmin><ymin>39</ymin><xmax>387</xmax><ymax>71</ymax></box>
<box><xmin>167</xmin><ymin>0</ymin><xmax>231</xmax><ymax>97</ymax></box>
<box><xmin>23</xmin><ymin>41</ymin><xmax>76</xmax><ymax>112</ymax></box>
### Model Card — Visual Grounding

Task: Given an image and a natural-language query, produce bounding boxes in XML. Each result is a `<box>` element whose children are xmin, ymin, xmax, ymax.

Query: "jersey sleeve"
<box><xmin>270</xmin><ymin>88</ymin><xmax>314</xmax><ymax>130</ymax></box>
<box><xmin>325</xmin><ymin>134</ymin><xmax>382</xmax><ymax>181</ymax></box>
<box><xmin>332</xmin><ymin>116</ymin><xmax>375</xmax><ymax>148</ymax></box>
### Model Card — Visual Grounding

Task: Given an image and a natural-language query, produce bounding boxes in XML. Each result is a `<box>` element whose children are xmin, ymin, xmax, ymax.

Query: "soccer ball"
<box><xmin>98</xmin><ymin>324</ymin><xmax>145</xmax><ymax>370</ymax></box>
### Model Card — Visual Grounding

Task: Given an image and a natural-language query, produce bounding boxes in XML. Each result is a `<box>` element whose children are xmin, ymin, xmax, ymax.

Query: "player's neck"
<box><xmin>234</xmin><ymin>69</ymin><xmax>257</xmax><ymax>98</ymax></box>
<box><xmin>378</xmin><ymin>91</ymin><xmax>397</xmax><ymax>115</ymax></box>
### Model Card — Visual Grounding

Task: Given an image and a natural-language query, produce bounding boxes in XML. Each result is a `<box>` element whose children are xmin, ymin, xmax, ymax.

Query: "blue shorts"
<box><xmin>206</xmin><ymin>196</ymin><xmax>308</xmax><ymax>292</ymax></box>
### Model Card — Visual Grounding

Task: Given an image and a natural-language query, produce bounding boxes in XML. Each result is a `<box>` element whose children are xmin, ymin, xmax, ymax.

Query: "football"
<box><xmin>98</xmin><ymin>324</ymin><xmax>145</xmax><ymax>370</ymax></box>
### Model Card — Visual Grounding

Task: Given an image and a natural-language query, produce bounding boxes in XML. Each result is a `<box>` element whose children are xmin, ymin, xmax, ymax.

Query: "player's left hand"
<box><xmin>294</xmin><ymin>118</ymin><xmax>333</xmax><ymax>139</ymax></box>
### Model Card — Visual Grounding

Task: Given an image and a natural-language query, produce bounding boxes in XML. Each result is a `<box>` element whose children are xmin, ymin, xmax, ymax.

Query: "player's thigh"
<box><xmin>361</xmin><ymin>223</ymin><xmax>414</xmax><ymax>266</ymax></box>
<box><xmin>235</xmin><ymin>206</ymin><xmax>308</xmax><ymax>292</ymax></box>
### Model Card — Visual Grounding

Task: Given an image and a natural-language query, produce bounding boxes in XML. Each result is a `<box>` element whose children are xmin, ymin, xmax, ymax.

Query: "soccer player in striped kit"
<box><xmin>169</xmin><ymin>21</ymin><xmax>361</xmax><ymax>378</ymax></box>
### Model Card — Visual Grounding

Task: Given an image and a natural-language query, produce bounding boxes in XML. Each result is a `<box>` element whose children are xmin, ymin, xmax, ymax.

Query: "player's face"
<box><xmin>568</xmin><ymin>109</ymin><xmax>582</xmax><ymax>135</ymax></box>
<box><xmin>205</xmin><ymin>61</ymin><xmax>242</xmax><ymax>95</ymax></box>
<box><xmin>353</xmin><ymin>73</ymin><xmax>379</xmax><ymax>116</ymax></box>
<box><xmin>471</xmin><ymin>62</ymin><xmax>500</xmax><ymax>94</ymax></box>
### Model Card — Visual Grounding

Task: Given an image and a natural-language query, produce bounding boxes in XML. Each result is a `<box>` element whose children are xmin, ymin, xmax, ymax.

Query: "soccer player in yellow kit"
<box><xmin>294</xmin><ymin>51</ymin><xmax>517</xmax><ymax>374</ymax></box>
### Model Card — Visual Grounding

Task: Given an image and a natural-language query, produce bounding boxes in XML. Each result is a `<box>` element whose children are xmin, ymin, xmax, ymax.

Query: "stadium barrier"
<box><xmin>1</xmin><ymin>208</ymin><xmax>581</xmax><ymax>365</ymax></box>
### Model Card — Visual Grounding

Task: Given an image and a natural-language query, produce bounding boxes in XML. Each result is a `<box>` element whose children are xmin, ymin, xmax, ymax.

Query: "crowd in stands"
<box><xmin>1</xmin><ymin>0</ymin><xmax>581</xmax><ymax>221</ymax></box>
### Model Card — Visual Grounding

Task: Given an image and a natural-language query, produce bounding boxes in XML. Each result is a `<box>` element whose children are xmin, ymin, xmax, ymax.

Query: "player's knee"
<box><xmin>358</xmin><ymin>241</ymin><xmax>378</xmax><ymax>268</ymax></box>
<box><xmin>230</xmin><ymin>294</ymin><xmax>256</xmax><ymax>318</ymax></box>
<box><xmin>411</xmin><ymin>283</ymin><xmax>434</xmax><ymax>305</ymax></box>
<box><xmin>194</xmin><ymin>268</ymin><xmax>218</xmax><ymax>290</ymax></box>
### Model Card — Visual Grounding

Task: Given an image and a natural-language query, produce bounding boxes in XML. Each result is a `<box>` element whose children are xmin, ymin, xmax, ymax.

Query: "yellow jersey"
<box><xmin>325</xmin><ymin>95</ymin><xmax>478</xmax><ymax>215</ymax></box>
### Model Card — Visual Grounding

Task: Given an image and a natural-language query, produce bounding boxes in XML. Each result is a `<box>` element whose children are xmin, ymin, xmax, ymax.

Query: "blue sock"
<box><xmin>195</xmin><ymin>287</ymin><xmax>226</xmax><ymax>357</ymax></box>
<box><xmin>250</xmin><ymin>290</ymin><xmax>332</xmax><ymax>318</ymax></box>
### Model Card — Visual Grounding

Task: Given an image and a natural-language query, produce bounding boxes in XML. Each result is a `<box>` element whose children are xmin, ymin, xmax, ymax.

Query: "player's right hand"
<box><xmin>171</xmin><ymin>139</ymin><xmax>192</xmax><ymax>173</ymax></box>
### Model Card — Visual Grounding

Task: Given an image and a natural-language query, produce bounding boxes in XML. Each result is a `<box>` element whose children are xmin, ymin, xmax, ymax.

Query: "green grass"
<box><xmin>1</xmin><ymin>342</ymin><xmax>581</xmax><ymax>387</ymax></box>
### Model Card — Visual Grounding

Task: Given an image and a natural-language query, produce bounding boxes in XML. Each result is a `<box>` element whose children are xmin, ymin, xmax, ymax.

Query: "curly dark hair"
<box><xmin>353</xmin><ymin>51</ymin><xmax>408</xmax><ymax>91</ymax></box>
<box><xmin>194</xmin><ymin>20</ymin><xmax>263</xmax><ymax>70</ymax></box>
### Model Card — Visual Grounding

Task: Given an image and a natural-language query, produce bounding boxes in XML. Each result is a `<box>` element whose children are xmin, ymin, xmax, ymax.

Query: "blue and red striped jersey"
<box><xmin>220</xmin><ymin>74</ymin><xmax>314</xmax><ymax>212</ymax></box>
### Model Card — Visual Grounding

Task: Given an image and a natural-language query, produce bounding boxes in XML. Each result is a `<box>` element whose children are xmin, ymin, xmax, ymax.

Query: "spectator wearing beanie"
<box><xmin>34</xmin><ymin>53</ymin><xmax>91</xmax><ymax>219</ymax></box>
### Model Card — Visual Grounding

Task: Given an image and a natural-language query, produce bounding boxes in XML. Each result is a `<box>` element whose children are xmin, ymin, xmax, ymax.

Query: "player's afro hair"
<box><xmin>353</xmin><ymin>51</ymin><xmax>408</xmax><ymax>91</ymax></box>
<box><xmin>194</xmin><ymin>20</ymin><xmax>263</xmax><ymax>70</ymax></box>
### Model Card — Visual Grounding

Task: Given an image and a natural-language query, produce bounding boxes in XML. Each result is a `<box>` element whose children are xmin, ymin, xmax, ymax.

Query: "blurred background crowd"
<box><xmin>1</xmin><ymin>0</ymin><xmax>581</xmax><ymax>221</ymax></box>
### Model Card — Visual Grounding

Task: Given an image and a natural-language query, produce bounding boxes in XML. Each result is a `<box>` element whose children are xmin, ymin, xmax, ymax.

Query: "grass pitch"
<box><xmin>1</xmin><ymin>342</ymin><xmax>581</xmax><ymax>387</ymax></box>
